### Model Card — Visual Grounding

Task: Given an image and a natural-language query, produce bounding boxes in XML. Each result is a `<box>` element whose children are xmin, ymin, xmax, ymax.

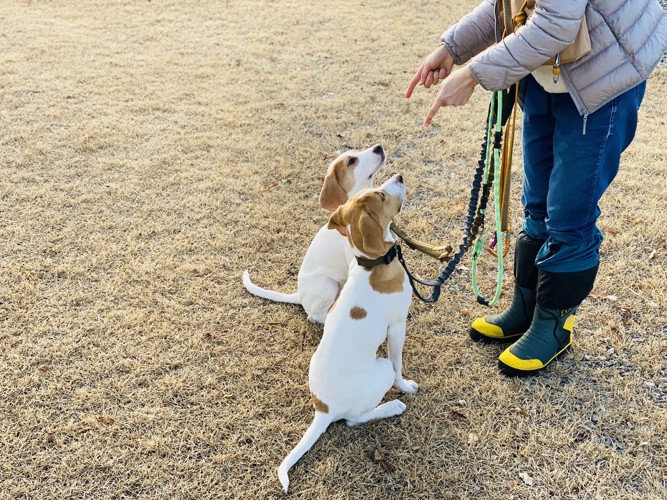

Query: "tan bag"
<box><xmin>506</xmin><ymin>0</ymin><xmax>591</xmax><ymax>64</ymax></box>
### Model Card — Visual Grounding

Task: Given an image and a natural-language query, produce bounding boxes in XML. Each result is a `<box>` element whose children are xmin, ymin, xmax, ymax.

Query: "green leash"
<box><xmin>471</xmin><ymin>90</ymin><xmax>505</xmax><ymax>307</ymax></box>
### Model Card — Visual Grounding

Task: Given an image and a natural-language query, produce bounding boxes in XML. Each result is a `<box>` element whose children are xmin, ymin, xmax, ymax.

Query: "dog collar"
<box><xmin>356</xmin><ymin>245</ymin><xmax>397</xmax><ymax>268</ymax></box>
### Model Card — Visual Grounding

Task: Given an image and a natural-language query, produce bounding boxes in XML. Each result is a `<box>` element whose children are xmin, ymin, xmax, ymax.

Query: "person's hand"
<box><xmin>423</xmin><ymin>66</ymin><xmax>478</xmax><ymax>127</ymax></box>
<box><xmin>405</xmin><ymin>44</ymin><xmax>454</xmax><ymax>98</ymax></box>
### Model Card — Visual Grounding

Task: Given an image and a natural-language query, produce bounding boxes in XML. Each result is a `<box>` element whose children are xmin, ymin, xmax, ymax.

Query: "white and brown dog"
<box><xmin>278</xmin><ymin>174</ymin><xmax>417</xmax><ymax>493</ymax></box>
<box><xmin>243</xmin><ymin>145</ymin><xmax>385</xmax><ymax>324</ymax></box>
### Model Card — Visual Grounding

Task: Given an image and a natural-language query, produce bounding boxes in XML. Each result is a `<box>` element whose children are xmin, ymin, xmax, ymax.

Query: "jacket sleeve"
<box><xmin>468</xmin><ymin>0</ymin><xmax>588</xmax><ymax>91</ymax></box>
<box><xmin>440</xmin><ymin>0</ymin><xmax>497</xmax><ymax>65</ymax></box>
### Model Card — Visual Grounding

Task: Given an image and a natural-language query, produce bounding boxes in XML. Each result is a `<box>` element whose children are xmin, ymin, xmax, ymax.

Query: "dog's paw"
<box><xmin>395</xmin><ymin>378</ymin><xmax>419</xmax><ymax>394</ymax></box>
<box><xmin>384</xmin><ymin>399</ymin><xmax>407</xmax><ymax>417</ymax></box>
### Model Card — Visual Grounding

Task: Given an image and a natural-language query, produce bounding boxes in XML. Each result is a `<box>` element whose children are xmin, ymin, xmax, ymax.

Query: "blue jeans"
<box><xmin>521</xmin><ymin>75</ymin><xmax>646</xmax><ymax>273</ymax></box>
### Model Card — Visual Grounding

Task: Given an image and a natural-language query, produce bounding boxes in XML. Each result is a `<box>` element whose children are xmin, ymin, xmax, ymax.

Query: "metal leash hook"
<box><xmin>487</xmin><ymin>231</ymin><xmax>512</xmax><ymax>258</ymax></box>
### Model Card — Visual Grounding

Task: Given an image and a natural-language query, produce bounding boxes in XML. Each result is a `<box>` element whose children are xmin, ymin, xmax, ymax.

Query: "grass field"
<box><xmin>1</xmin><ymin>1</ymin><xmax>666</xmax><ymax>498</ymax></box>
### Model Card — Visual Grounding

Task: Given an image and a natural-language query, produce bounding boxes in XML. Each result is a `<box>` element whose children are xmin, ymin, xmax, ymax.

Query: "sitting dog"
<box><xmin>278</xmin><ymin>174</ymin><xmax>418</xmax><ymax>492</ymax></box>
<box><xmin>243</xmin><ymin>144</ymin><xmax>385</xmax><ymax>324</ymax></box>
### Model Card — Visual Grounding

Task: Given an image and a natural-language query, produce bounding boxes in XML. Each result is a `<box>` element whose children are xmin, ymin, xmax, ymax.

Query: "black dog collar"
<box><xmin>356</xmin><ymin>245</ymin><xmax>398</xmax><ymax>268</ymax></box>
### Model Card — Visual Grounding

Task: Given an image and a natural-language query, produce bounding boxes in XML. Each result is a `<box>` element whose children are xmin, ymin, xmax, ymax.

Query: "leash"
<box><xmin>396</xmin><ymin>84</ymin><xmax>519</xmax><ymax>305</ymax></box>
<box><xmin>394</xmin><ymin>97</ymin><xmax>498</xmax><ymax>303</ymax></box>
<box><xmin>395</xmin><ymin>0</ymin><xmax>523</xmax><ymax>305</ymax></box>
<box><xmin>471</xmin><ymin>90</ymin><xmax>505</xmax><ymax>307</ymax></box>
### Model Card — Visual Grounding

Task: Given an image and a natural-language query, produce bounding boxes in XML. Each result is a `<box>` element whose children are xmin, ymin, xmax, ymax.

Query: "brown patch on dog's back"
<box><xmin>311</xmin><ymin>393</ymin><xmax>329</xmax><ymax>414</ymax></box>
<box><xmin>369</xmin><ymin>260</ymin><xmax>404</xmax><ymax>294</ymax></box>
<box><xmin>349</xmin><ymin>306</ymin><xmax>367</xmax><ymax>320</ymax></box>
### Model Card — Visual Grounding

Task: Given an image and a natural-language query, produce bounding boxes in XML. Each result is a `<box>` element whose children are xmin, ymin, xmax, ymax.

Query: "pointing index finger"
<box><xmin>405</xmin><ymin>68</ymin><xmax>422</xmax><ymax>98</ymax></box>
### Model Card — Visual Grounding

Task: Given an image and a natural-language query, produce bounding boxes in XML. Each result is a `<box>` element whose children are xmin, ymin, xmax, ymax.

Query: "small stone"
<box><xmin>644</xmin><ymin>381</ymin><xmax>656</xmax><ymax>388</ymax></box>
<box><xmin>518</xmin><ymin>472</ymin><xmax>534</xmax><ymax>486</ymax></box>
<box><xmin>458</xmin><ymin>399</ymin><xmax>467</xmax><ymax>407</ymax></box>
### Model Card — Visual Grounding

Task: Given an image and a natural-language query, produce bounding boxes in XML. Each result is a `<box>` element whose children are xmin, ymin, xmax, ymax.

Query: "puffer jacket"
<box><xmin>441</xmin><ymin>0</ymin><xmax>667</xmax><ymax>117</ymax></box>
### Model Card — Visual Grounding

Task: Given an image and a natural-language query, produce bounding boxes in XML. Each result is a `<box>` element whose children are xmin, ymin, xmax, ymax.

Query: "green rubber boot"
<box><xmin>470</xmin><ymin>284</ymin><xmax>535</xmax><ymax>342</ymax></box>
<box><xmin>498</xmin><ymin>305</ymin><xmax>575</xmax><ymax>376</ymax></box>
<box><xmin>469</xmin><ymin>232</ymin><xmax>544</xmax><ymax>343</ymax></box>
<box><xmin>498</xmin><ymin>265</ymin><xmax>598</xmax><ymax>377</ymax></box>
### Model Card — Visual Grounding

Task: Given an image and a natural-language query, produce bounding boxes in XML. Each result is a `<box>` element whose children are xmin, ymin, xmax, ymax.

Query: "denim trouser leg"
<box><xmin>520</xmin><ymin>76</ymin><xmax>646</xmax><ymax>273</ymax></box>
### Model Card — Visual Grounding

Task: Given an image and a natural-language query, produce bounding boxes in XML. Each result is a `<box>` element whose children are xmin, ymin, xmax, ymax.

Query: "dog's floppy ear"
<box><xmin>349</xmin><ymin>208</ymin><xmax>386</xmax><ymax>259</ymax></box>
<box><xmin>319</xmin><ymin>163</ymin><xmax>348</xmax><ymax>212</ymax></box>
<box><xmin>327</xmin><ymin>203</ymin><xmax>349</xmax><ymax>236</ymax></box>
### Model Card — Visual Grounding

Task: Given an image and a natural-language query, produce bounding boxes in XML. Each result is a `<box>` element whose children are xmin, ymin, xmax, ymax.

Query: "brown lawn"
<box><xmin>1</xmin><ymin>1</ymin><xmax>665</xmax><ymax>498</ymax></box>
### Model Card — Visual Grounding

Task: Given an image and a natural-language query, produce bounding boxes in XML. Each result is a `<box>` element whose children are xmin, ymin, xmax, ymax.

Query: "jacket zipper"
<box><xmin>582</xmin><ymin>113</ymin><xmax>588</xmax><ymax>135</ymax></box>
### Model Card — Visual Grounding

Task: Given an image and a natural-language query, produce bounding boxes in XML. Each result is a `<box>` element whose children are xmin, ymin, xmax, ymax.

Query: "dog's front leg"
<box><xmin>387</xmin><ymin>321</ymin><xmax>418</xmax><ymax>394</ymax></box>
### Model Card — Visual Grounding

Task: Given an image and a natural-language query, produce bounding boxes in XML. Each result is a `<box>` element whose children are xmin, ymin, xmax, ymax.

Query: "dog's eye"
<box><xmin>379</xmin><ymin>192</ymin><xmax>386</xmax><ymax>201</ymax></box>
<box><xmin>347</xmin><ymin>157</ymin><xmax>358</xmax><ymax>167</ymax></box>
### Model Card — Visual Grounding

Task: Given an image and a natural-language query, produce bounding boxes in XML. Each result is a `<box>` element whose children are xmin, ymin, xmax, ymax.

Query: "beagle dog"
<box><xmin>278</xmin><ymin>174</ymin><xmax>417</xmax><ymax>493</ymax></box>
<box><xmin>243</xmin><ymin>145</ymin><xmax>385</xmax><ymax>324</ymax></box>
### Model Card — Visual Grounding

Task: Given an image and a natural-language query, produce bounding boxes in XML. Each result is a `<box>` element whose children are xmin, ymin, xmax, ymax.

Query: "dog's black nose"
<box><xmin>373</xmin><ymin>144</ymin><xmax>384</xmax><ymax>156</ymax></box>
<box><xmin>396</xmin><ymin>174</ymin><xmax>403</xmax><ymax>183</ymax></box>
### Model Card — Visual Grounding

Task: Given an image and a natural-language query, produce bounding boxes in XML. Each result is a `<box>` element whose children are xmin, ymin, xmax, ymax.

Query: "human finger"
<box><xmin>423</xmin><ymin>97</ymin><xmax>443</xmax><ymax>127</ymax></box>
<box><xmin>423</xmin><ymin>71</ymin><xmax>434</xmax><ymax>89</ymax></box>
<box><xmin>405</xmin><ymin>66</ymin><xmax>424</xmax><ymax>98</ymax></box>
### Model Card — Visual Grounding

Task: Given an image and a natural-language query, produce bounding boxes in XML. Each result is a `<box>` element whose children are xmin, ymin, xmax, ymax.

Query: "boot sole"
<box><xmin>469</xmin><ymin>327</ymin><xmax>523</xmax><ymax>344</ymax></box>
<box><xmin>498</xmin><ymin>344</ymin><xmax>571</xmax><ymax>377</ymax></box>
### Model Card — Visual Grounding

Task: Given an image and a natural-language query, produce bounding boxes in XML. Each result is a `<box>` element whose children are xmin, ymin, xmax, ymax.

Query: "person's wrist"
<box><xmin>464</xmin><ymin>66</ymin><xmax>478</xmax><ymax>86</ymax></box>
<box><xmin>439</xmin><ymin>39</ymin><xmax>454</xmax><ymax>61</ymax></box>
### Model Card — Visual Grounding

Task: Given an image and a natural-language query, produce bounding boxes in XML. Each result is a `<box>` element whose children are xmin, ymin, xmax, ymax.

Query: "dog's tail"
<box><xmin>242</xmin><ymin>270</ymin><xmax>300</xmax><ymax>304</ymax></box>
<box><xmin>278</xmin><ymin>411</ymin><xmax>333</xmax><ymax>493</ymax></box>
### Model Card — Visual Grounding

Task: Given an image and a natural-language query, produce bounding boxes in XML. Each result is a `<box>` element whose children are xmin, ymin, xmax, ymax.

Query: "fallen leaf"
<box><xmin>38</xmin><ymin>365</ymin><xmax>49</xmax><ymax>372</ymax></box>
<box><xmin>450</xmin><ymin>410</ymin><xmax>467</xmax><ymax>420</ymax></box>
<box><xmin>45</xmin><ymin>433</ymin><xmax>55</xmax><ymax>444</ymax></box>
<box><xmin>518</xmin><ymin>472</ymin><xmax>534</xmax><ymax>486</ymax></box>
<box><xmin>97</xmin><ymin>416</ymin><xmax>115</xmax><ymax>425</ymax></box>
<box><xmin>589</xmin><ymin>291</ymin><xmax>618</xmax><ymax>301</ymax></box>
<box><xmin>370</xmin><ymin>449</ymin><xmax>395</xmax><ymax>473</ymax></box>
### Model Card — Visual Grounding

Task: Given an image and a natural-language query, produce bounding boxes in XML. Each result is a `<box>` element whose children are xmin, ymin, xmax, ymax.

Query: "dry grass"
<box><xmin>1</xmin><ymin>1</ymin><xmax>666</xmax><ymax>498</ymax></box>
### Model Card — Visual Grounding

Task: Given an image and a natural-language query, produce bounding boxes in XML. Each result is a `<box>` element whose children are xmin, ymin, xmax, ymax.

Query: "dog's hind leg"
<box><xmin>345</xmin><ymin>400</ymin><xmax>406</xmax><ymax>427</ymax></box>
<box><xmin>301</xmin><ymin>276</ymin><xmax>341</xmax><ymax>324</ymax></box>
<box><xmin>344</xmin><ymin>358</ymin><xmax>399</xmax><ymax>427</ymax></box>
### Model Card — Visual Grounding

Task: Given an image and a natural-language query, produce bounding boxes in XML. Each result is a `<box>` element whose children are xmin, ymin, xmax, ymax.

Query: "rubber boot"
<box><xmin>470</xmin><ymin>232</ymin><xmax>544</xmax><ymax>343</ymax></box>
<box><xmin>498</xmin><ymin>265</ymin><xmax>598</xmax><ymax>377</ymax></box>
